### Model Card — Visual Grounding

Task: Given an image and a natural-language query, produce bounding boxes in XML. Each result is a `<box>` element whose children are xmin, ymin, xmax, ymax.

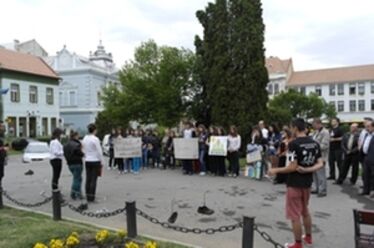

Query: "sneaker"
<box><xmin>285</xmin><ymin>242</ymin><xmax>303</xmax><ymax>248</ymax></box>
<box><xmin>302</xmin><ymin>235</ymin><xmax>312</xmax><ymax>246</ymax></box>
<box><xmin>200</xmin><ymin>172</ymin><xmax>206</xmax><ymax>176</ymax></box>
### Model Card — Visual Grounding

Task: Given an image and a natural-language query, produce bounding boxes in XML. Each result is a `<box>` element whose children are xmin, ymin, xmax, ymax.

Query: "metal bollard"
<box><xmin>126</xmin><ymin>201</ymin><xmax>138</xmax><ymax>238</ymax></box>
<box><xmin>242</xmin><ymin>216</ymin><xmax>255</xmax><ymax>248</ymax></box>
<box><xmin>52</xmin><ymin>190</ymin><xmax>62</xmax><ymax>221</ymax></box>
<box><xmin>0</xmin><ymin>186</ymin><xmax>3</xmax><ymax>209</ymax></box>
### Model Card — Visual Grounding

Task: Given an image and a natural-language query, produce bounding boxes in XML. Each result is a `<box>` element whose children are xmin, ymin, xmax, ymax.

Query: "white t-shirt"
<box><xmin>49</xmin><ymin>139</ymin><xmax>64</xmax><ymax>160</ymax></box>
<box><xmin>82</xmin><ymin>134</ymin><xmax>103</xmax><ymax>163</ymax></box>
<box><xmin>261</xmin><ymin>128</ymin><xmax>269</xmax><ymax>139</ymax></box>
<box><xmin>183</xmin><ymin>128</ymin><xmax>194</xmax><ymax>138</ymax></box>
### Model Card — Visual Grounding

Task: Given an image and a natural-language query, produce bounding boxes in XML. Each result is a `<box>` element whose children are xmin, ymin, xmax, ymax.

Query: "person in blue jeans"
<box><xmin>198</xmin><ymin>124</ymin><xmax>208</xmax><ymax>176</ymax></box>
<box><xmin>63</xmin><ymin>131</ymin><xmax>84</xmax><ymax>200</ymax></box>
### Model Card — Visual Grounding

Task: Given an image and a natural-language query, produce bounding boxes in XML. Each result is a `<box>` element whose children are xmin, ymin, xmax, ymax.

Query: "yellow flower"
<box><xmin>96</xmin><ymin>229</ymin><xmax>110</xmax><ymax>244</ymax></box>
<box><xmin>49</xmin><ymin>239</ymin><xmax>64</xmax><ymax>248</ymax></box>
<box><xmin>33</xmin><ymin>243</ymin><xmax>48</xmax><ymax>248</ymax></box>
<box><xmin>70</xmin><ymin>232</ymin><xmax>79</xmax><ymax>238</ymax></box>
<box><xmin>144</xmin><ymin>241</ymin><xmax>158</xmax><ymax>248</ymax></box>
<box><xmin>125</xmin><ymin>241</ymin><xmax>140</xmax><ymax>248</ymax></box>
<box><xmin>117</xmin><ymin>229</ymin><xmax>127</xmax><ymax>239</ymax></box>
<box><xmin>66</xmin><ymin>235</ymin><xmax>80</xmax><ymax>247</ymax></box>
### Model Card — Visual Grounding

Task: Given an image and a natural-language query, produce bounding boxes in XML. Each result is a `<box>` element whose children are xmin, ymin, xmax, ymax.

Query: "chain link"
<box><xmin>1</xmin><ymin>190</ymin><xmax>52</xmax><ymax>208</ymax></box>
<box><xmin>66</xmin><ymin>203</ymin><xmax>126</xmax><ymax>218</ymax></box>
<box><xmin>136</xmin><ymin>208</ymin><xmax>242</xmax><ymax>235</ymax></box>
<box><xmin>254</xmin><ymin>224</ymin><xmax>285</xmax><ymax>248</ymax></box>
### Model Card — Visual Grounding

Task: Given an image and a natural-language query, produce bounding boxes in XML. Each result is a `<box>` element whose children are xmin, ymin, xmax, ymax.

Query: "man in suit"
<box><xmin>336</xmin><ymin>123</ymin><xmax>359</xmax><ymax>185</ymax></box>
<box><xmin>362</xmin><ymin>120</ymin><xmax>374</xmax><ymax>196</ymax></box>
<box><xmin>311</xmin><ymin>118</ymin><xmax>330</xmax><ymax>197</ymax></box>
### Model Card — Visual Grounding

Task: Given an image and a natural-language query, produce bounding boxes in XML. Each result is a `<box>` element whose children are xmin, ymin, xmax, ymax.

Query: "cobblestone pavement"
<box><xmin>2</xmin><ymin>155</ymin><xmax>373</xmax><ymax>248</ymax></box>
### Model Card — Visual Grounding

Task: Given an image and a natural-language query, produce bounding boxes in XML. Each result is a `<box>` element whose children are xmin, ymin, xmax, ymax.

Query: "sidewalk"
<box><xmin>2</xmin><ymin>155</ymin><xmax>372</xmax><ymax>248</ymax></box>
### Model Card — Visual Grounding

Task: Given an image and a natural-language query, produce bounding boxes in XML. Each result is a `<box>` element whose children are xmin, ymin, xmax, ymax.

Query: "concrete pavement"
<box><xmin>1</xmin><ymin>155</ymin><xmax>373</xmax><ymax>248</ymax></box>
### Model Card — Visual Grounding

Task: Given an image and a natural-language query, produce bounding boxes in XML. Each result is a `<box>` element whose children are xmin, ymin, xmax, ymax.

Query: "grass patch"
<box><xmin>0</xmin><ymin>207</ymin><xmax>189</xmax><ymax>248</ymax></box>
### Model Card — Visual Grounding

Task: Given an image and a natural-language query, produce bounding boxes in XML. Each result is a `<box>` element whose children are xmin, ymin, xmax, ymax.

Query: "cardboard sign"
<box><xmin>208</xmin><ymin>136</ymin><xmax>228</xmax><ymax>156</ymax></box>
<box><xmin>113</xmin><ymin>137</ymin><xmax>142</xmax><ymax>158</ymax></box>
<box><xmin>173</xmin><ymin>138</ymin><xmax>199</xmax><ymax>159</ymax></box>
<box><xmin>246</xmin><ymin>150</ymin><xmax>262</xmax><ymax>164</ymax></box>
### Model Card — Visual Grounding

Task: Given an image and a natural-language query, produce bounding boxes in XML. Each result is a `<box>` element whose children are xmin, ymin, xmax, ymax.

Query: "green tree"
<box><xmin>268</xmin><ymin>89</ymin><xmax>337</xmax><ymax>124</ymax></box>
<box><xmin>100</xmin><ymin>40</ymin><xmax>195</xmax><ymax>128</ymax></box>
<box><xmin>194</xmin><ymin>0</ymin><xmax>268</xmax><ymax>136</ymax></box>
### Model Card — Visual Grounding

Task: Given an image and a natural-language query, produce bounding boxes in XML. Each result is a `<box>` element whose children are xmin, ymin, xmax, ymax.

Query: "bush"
<box><xmin>11</xmin><ymin>139</ymin><xmax>29</xmax><ymax>151</ymax></box>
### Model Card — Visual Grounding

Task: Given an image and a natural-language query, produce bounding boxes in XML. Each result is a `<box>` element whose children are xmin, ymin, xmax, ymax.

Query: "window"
<box><xmin>371</xmin><ymin>82</ymin><xmax>374</xmax><ymax>94</ymax></box>
<box><xmin>358</xmin><ymin>83</ymin><xmax>365</xmax><ymax>95</ymax></box>
<box><xmin>329</xmin><ymin>84</ymin><xmax>336</xmax><ymax>96</ymax></box>
<box><xmin>315</xmin><ymin>86</ymin><xmax>322</xmax><ymax>96</ymax></box>
<box><xmin>349</xmin><ymin>100</ymin><xmax>356</xmax><ymax>112</ymax></box>
<box><xmin>268</xmin><ymin>84</ymin><xmax>273</xmax><ymax>94</ymax></box>
<box><xmin>46</xmin><ymin>87</ymin><xmax>54</xmax><ymax>105</ymax></box>
<box><xmin>10</xmin><ymin>83</ymin><xmax>20</xmax><ymax>102</ymax></box>
<box><xmin>68</xmin><ymin>91</ymin><xmax>76</xmax><ymax>106</ymax></box>
<box><xmin>300</xmin><ymin>86</ymin><xmax>306</xmax><ymax>95</ymax></box>
<box><xmin>372</xmin><ymin>100</ymin><xmax>374</xmax><ymax>111</ymax></box>
<box><xmin>337</xmin><ymin>101</ymin><xmax>344</xmax><ymax>112</ymax></box>
<box><xmin>59</xmin><ymin>91</ymin><xmax>64</xmax><ymax>106</ymax></box>
<box><xmin>358</xmin><ymin>100</ymin><xmax>365</xmax><ymax>111</ymax></box>
<box><xmin>337</xmin><ymin>84</ymin><xmax>344</xmax><ymax>95</ymax></box>
<box><xmin>349</xmin><ymin>83</ymin><xmax>356</xmax><ymax>95</ymax></box>
<box><xmin>29</xmin><ymin>86</ymin><xmax>38</xmax><ymax>103</ymax></box>
<box><xmin>97</xmin><ymin>92</ymin><xmax>102</xmax><ymax>106</ymax></box>
<box><xmin>274</xmin><ymin>83</ymin><xmax>279</xmax><ymax>95</ymax></box>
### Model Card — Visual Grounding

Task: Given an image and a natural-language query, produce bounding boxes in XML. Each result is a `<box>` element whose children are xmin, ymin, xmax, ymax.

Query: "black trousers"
<box><xmin>109</xmin><ymin>148</ymin><xmax>114</xmax><ymax>168</ymax></box>
<box><xmin>85</xmin><ymin>161</ymin><xmax>101</xmax><ymax>202</ymax></box>
<box><xmin>50</xmin><ymin>159</ymin><xmax>62</xmax><ymax>190</ymax></box>
<box><xmin>228</xmin><ymin>151</ymin><xmax>240</xmax><ymax>176</ymax></box>
<box><xmin>338</xmin><ymin>153</ymin><xmax>359</xmax><ymax>184</ymax></box>
<box><xmin>363</xmin><ymin>161</ymin><xmax>374</xmax><ymax>194</ymax></box>
<box><xmin>328</xmin><ymin>149</ymin><xmax>342</xmax><ymax>179</ymax></box>
<box><xmin>182</xmin><ymin>160</ymin><xmax>193</xmax><ymax>174</ymax></box>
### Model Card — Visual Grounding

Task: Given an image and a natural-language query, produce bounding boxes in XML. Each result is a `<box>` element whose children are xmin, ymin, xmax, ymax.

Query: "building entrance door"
<box><xmin>29</xmin><ymin>117</ymin><xmax>36</xmax><ymax>138</ymax></box>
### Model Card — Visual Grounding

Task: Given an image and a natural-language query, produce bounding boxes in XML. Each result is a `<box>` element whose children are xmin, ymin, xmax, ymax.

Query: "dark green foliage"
<box><xmin>194</xmin><ymin>0</ymin><xmax>269</xmax><ymax>137</ymax></box>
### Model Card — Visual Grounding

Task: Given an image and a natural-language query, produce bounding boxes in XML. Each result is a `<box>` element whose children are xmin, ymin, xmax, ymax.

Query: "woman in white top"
<box><xmin>227</xmin><ymin>125</ymin><xmax>241</xmax><ymax>178</ymax></box>
<box><xmin>82</xmin><ymin>123</ymin><xmax>103</xmax><ymax>202</ymax></box>
<box><xmin>49</xmin><ymin>128</ymin><xmax>64</xmax><ymax>190</ymax></box>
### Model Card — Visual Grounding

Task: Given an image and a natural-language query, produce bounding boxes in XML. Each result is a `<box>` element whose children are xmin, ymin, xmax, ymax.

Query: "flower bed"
<box><xmin>33</xmin><ymin>229</ymin><xmax>157</xmax><ymax>248</ymax></box>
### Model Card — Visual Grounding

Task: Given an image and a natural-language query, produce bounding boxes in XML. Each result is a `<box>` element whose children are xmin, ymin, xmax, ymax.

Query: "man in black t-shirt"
<box><xmin>269</xmin><ymin>118</ymin><xmax>323</xmax><ymax>248</ymax></box>
<box><xmin>328</xmin><ymin>117</ymin><xmax>344</xmax><ymax>180</ymax></box>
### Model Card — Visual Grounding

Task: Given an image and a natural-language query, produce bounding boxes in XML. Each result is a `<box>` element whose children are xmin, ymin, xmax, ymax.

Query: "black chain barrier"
<box><xmin>136</xmin><ymin>208</ymin><xmax>242</xmax><ymax>235</ymax></box>
<box><xmin>1</xmin><ymin>190</ymin><xmax>52</xmax><ymax>208</ymax></box>
<box><xmin>254</xmin><ymin>224</ymin><xmax>284</xmax><ymax>248</ymax></box>
<box><xmin>66</xmin><ymin>203</ymin><xmax>127</xmax><ymax>218</ymax></box>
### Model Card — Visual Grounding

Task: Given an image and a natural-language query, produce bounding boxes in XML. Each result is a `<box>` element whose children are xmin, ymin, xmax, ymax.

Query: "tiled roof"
<box><xmin>288</xmin><ymin>64</ymin><xmax>374</xmax><ymax>86</ymax></box>
<box><xmin>0</xmin><ymin>48</ymin><xmax>59</xmax><ymax>79</ymax></box>
<box><xmin>266</xmin><ymin>57</ymin><xmax>292</xmax><ymax>74</ymax></box>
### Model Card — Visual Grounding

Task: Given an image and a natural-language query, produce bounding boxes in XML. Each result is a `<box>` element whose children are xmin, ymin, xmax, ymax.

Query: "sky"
<box><xmin>1</xmin><ymin>0</ymin><xmax>374</xmax><ymax>71</ymax></box>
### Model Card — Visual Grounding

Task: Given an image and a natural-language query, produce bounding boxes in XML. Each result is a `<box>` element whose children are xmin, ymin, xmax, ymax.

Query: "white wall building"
<box><xmin>0</xmin><ymin>48</ymin><xmax>60</xmax><ymax>137</ymax></box>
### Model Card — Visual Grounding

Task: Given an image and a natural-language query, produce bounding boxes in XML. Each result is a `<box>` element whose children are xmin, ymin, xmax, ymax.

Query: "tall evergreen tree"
<box><xmin>195</xmin><ymin>0</ymin><xmax>268</xmax><ymax>136</ymax></box>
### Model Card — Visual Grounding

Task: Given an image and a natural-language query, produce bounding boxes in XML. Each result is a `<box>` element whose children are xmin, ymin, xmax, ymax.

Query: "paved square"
<box><xmin>2</xmin><ymin>155</ymin><xmax>373</xmax><ymax>248</ymax></box>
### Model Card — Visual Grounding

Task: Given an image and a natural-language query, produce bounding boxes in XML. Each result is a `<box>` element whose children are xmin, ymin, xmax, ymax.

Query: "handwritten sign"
<box><xmin>113</xmin><ymin>137</ymin><xmax>142</xmax><ymax>158</ymax></box>
<box><xmin>208</xmin><ymin>136</ymin><xmax>228</xmax><ymax>156</ymax></box>
<box><xmin>173</xmin><ymin>138</ymin><xmax>199</xmax><ymax>159</ymax></box>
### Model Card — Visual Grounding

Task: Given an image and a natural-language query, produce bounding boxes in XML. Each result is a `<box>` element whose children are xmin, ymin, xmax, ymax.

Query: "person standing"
<box><xmin>0</xmin><ymin>139</ymin><xmax>7</xmax><ymax>192</ymax></box>
<box><xmin>358</xmin><ymin>117</ymin><xmax>373</xmax><ymax>186</ymax></box>
<box><xmin>82</xmin><ymin>124</ymin><xmax>103</xmax><ymax>202</ymax></box>
<box><xmin>107</xmin><ymin>128</ymin><xmax>116</xmax><ymax>170</ymax></box>
<box><xmin>311</xmin><ymin>118</ymin><xmax>330</xmax><ymax>197</ymax></box>
<box><xmin>198</xmin><ymin>124</ymin><xmax>208</xmax><ymax>176</ymax></box>
<box><xmin>132</xmin><ymin>130</ymin><xmax>142</xmax><ymax>174</ymax></box>
<box><xmin>182</xmin><ymin>122</ymin><xmax>196</xmax><ymax>175</ymax></box>
<box><xmin>165</xmin><ymin>130</ymin><xmax>176</xmax><ymax>169</ymax></box>
<box><xmin>274</xmin><ymin>128</ymin><xmax>293</xmax><ymax>184</ymax></box>
<box><xmin>269</xmin><ymin>118</ymin><xmax>323</xmax><ymax>248</ymax></box>
<box><xmin>337</xmin><ymin>123</ymin><xmax>359</xmax><ymax>185</ymax></box>
<box><xmin>227</xmin><ymin>126</ymin><xmax>241</xmax><ymax>178</ymax></box>
<box><xmin>63</xmin><ymin>131</ymin><xmax>84</xmax><ymax>200</ymax></box>
<box><xmin>259</xmin><ymin>120</ymin><xmax>269</xmax><ymax>140</ymax></box>
<box><xmin>361</xmin><ymin>120</ymin><xmax>374</xmax><ymax>196</ymax></box>
<box><xmin>328</xmin><ymin>118</ymin><xmax>344</xmax><ymax>180</ymax></box>
<box><xmin>49</xmin><ymin>128</ymin><xmax>64</xmax><ymax>190</ymax></box>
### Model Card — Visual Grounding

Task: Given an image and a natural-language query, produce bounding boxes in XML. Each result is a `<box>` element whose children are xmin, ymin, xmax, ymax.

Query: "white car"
<box><xmin>23</xmin><ymin>142</ymin><xmax>50</xmax><ymax>163</ymax></box>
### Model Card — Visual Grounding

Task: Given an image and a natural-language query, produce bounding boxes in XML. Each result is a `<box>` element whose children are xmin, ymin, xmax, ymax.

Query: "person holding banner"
<box><xmin>182</xmin><ymin>122</ymin><xmax>196</xmax><ymax>175</ymax></box>
<box><xmin>228</xmin><ymin>126</ymin><xmax>241</xmax><ymax>178</ymax></box>
<box><xmin>114</xmin><ymin>128</ymin><xmax>125</xmax><ymax>174</ymax></box>
<box><xmin>216</xmin><ymin>127</ymin><xmax>227</xmax><ymax>176</ymax></box>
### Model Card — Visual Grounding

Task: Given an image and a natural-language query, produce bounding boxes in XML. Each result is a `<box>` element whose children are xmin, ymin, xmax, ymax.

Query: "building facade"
<box><xmin>266</xmin><ymin>57</ymin><xmax>374</xmax><ymax>123</ymax></box>
<box><xmin>0</xmin><ymin>48</ymin><xmax>59</xmax><ymax>137</ymax></box>
<box><xmin>1</xmin><ymin>39</ymin><xmax>48</xmax><ymax>57</ymax></box>
<box><xmin>45</xmin><ymin>41</ymin><xmax>119</xmax><ymax>133</ymax></box>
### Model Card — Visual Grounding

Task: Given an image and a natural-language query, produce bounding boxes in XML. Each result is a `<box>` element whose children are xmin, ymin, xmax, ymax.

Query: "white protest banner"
<box><xmin>208</xmin><ymin>136</ymin><xmax>228</xmax><ymax>156</ymax></box>
<box><xmin>113</xmin><ymin>137</ymin><xmax>142</xmax><ymax>158</ymax></box>
<box><xmin>173</xmin><ymin>138</ymin><xmax>199</xmax><ymax>159</ymax></box>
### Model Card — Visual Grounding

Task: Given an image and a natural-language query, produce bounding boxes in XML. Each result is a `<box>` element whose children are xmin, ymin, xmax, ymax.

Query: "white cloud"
<box><xmin>1</xmin><ymin>0</ymin><xmax>374</xmax><ymax>70</ymax></box>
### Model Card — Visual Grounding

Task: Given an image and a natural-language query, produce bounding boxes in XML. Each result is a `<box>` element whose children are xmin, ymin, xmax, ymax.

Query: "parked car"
<box><xmin>23</xmin><ymin>142</ymin><xmax>50</xmax><ymax>163</ymax></box>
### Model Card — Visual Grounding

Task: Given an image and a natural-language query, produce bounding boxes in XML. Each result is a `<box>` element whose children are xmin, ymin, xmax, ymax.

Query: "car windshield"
<box><xmin>25</xmin><ymin>144</ymin><xmax>49</xmax><ymax>153</ymax></box>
